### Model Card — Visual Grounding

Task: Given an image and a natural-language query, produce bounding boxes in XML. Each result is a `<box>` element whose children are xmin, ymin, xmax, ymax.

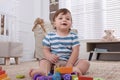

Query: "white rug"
<box><xmin>1</xmin><ymin>60</ymin><xmax>120</xmax><ymax>80</ymax></box>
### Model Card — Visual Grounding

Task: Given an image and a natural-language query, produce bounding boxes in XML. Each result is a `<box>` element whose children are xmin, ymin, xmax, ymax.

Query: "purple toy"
<box><xmin>37</xmin><ymin>76</ymin><xmax>49</xmax><ymax>80</ymax></box>
<box><xmin>63</xmin><ymin>74</ymin><xmax>71</xmax><ymax>80</ymax></box>
<box><xmin>33</xmin><ymin>74</ymin><xmax>41</xmax><ymax>80</ymax></box>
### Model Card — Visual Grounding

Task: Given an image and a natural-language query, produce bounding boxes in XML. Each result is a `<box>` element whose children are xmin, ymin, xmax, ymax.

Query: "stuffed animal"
<box><xmin>32</xmin><ymin>18</ymin><xmax>46</xmax><ymax>33</ymax></box>
<box><xmin>102</xmin><ymin>30</ymin><xmax>118</xmax><ymax>41</ymax></box>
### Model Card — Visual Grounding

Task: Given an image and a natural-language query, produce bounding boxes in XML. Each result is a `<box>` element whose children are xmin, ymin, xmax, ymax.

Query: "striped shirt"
<box><xmin>42</xmin><ymin>31</ymin><xmax>80</xmax><ymax>60</ymax></box>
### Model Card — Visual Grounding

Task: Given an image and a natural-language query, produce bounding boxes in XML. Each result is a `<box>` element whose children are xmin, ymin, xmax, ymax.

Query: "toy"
<box><xmin>36</xmin><ymin>76</ymin><xmax>51</xmax><ymax>80</ymax></box>
<box><xmin>0</xmin><ymin>70</ymin><xmax>5</xmax><ymax>75</ymax></box>
<box><xmin>33</xmin><ymin>66</ymin><xmax>104</xmax><ymax>80</ymax></box>
<box><xmin>33</xmin><ymin>73</ymin><xmax>60</xmax><ymax>80</ymax></box>
<box><xmin>79</xmin><ymin>76</ymin><xmax>93</xmax><ymax>80</ymax></box>
<box><xmin>62</xmin><ymin>74</ymin><xmax>71</xmax><ymax>80</ymax></box>
<box><xmin>72</xmin><ymin>75</ymin><xmax>78</xmax><ymax>80</ymax></box>
<box><xmin>16</xmin><ymin>74</ymin><xmax>25</xmax><ymax>79</ymax></box>
<box><xmin>32</xmin><ymin>18</ymin><xmax>46</xmax><ymax>33</ymax></box>
<box><xmin>33</xmin><ymin>74</ymin><xmax>42</xmax><ymax>80</ymax></box>
<box><xmin>52</xmin><ymin>72</ymin><xmax>61</xmax><ymax>80</ymax></box>
<box><xmin>94</xmin><ymin>77</ymin><xmax>105</xmax><ymax>80</ymax></box>
<box><xmin>102</xmin><ymin>30</ymin><xmax>119</xmax><ymax>41</ymax></box>
<box><xmin>55</xmin><ymin>67</ymin><xmax>72</xmax><ymax>74</ymax></box>
<box><xmin>0</xmin><ymin>66</ymin><xmax>10</xmax><ymax>80</ymax></box>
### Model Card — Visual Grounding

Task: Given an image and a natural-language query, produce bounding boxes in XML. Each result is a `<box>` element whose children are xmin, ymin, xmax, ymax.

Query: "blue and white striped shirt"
<box><xmin>42</xmin><ymin>31</ymin><xmax>80</xmax><ymax>60</ymax></box>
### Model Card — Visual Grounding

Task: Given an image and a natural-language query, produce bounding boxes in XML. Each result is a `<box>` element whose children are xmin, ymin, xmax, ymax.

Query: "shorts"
<box><xmin>39</xmin><ymin>58</ymin><xmax>68</xmax><ymax>74</ymax></box>
<box><xmin>39</xmin><ymin>58</ymin><xmax>79</xmax><ymax>67</ymax></box>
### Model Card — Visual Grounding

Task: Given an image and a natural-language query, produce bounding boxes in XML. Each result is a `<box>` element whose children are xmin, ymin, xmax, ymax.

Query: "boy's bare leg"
<box><xmin>74</xmin><ymin>59</ymin><xmax>90</xmax><ymax>75</ymax></box>
<box><xmin>29</xmin><ymin>59</ymin><xmax>51</xmax><ymax>77</ymax></box>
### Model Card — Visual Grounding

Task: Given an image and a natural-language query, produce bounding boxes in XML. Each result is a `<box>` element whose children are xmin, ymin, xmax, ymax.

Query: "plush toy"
<box><xmin>102</xmin><ymin>30</ymin><xmax>118</xmax><ymax>41</ymax></box>
<box><xmin>32</xmin><ymin>18</ymin><xmax>46</xmax><ymax>33</ymax></box>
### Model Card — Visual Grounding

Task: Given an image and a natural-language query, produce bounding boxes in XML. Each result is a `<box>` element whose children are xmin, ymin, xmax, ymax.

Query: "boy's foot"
<box><xmin>29</xmin><ymin>69</ymin><xmax>41</xmax><ymax>78</ymax></box>
<box><xmin>29</xmin><ymin>69</ymin><xmax>34</xmax><ymax>77</ymax></box>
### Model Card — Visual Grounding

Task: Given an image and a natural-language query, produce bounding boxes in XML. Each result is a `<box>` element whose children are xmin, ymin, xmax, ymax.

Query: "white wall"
<box><xmin>18</xmin><ymin>0</ymin><xmax>50</xmax><ymax>61</ymax></box>
<box><xmin>0</xmin><ymin>0</ymin><xmax>50</xmax><ymax>62</ymax></box>
<box><xmin>34</xmin><ymin>0</ymin><xmax>50</xmax><ymax>22</ymax></box>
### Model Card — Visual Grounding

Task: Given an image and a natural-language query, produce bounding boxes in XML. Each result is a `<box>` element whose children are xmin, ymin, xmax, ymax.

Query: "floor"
<box><xmin>0</xmin><ymin>60</ymin><xmax>120</xmax><ymax>80</ymax></box>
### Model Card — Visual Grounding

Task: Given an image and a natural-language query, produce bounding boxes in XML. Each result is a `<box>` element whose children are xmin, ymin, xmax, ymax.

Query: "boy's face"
<box><xmin>54</xmin><ymin>12</ymin><xmax>72</xmax><ymax>31</ymax></box>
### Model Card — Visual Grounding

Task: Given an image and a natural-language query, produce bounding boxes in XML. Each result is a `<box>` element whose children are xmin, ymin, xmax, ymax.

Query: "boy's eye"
<box><xmin>59</xmin><ymin>18</ymin><xmax>62</xmax><ymax>19</ymax></box>
<box><xmin>66</xmin><ymin>18</ymin><xmax>70</xmax><ymax>20</ymax></box>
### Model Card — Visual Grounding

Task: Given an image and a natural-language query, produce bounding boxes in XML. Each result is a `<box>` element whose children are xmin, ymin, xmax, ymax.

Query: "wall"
<box><xmin>34</xmin><ymin>0</ymin><xmax>50</xmax><ymax>22</ymax></box>
<box><xmin>18</xmin><ymin>0</ymin><xmax>50</xmax><ymax>61</ymax></box>
<box><xmin>0</xmin><ymin>0</ymin><xmax>50</xmax><ymax>63</ymax></box>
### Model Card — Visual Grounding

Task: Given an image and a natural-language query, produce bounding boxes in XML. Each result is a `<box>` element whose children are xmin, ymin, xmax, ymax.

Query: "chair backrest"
<box><xmin>32</xmin><ymin>21</ymin><xmax>54</xmax><ymax>60</ymax></box>
<box><xmin>32</xmin><ymin>24</ymin><xmax>45</xmax><ymax>60</ymax></box>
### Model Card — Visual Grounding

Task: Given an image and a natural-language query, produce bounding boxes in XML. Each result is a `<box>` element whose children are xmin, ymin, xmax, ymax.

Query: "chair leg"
<box><xmin>14</xmin><ymin>57</ymin><xmax>20</xmax><ymax>64</ymax></box>
<box><xmin>4</xmin><ymin>57</ymin><xmax>10</xmax><ymax>65</ymax></box>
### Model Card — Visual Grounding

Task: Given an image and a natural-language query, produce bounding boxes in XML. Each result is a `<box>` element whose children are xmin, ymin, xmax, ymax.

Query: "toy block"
<box><xmin>52</xmin><ymin>72</ymin><xmax>61</xmax><ymax>80</ymax></box>
<box><xmin>16</xmin><ymin>74</ymin><xmax>25</xmax><ymax>79</ymax></box>
<box><xmin>55</xmin><ymin>67</ymin><xmax>72</xmax><ymax>74</ymax></box>
<box><xmin>0</xmin><ymin>73</ymin><xmax>7</xmax><ymax>79</ymax></box>
<box><xmin>72</xmin><ymin>75</ymin><xmax>78</xmax><ymax>80</ymax></box>
<box><xmin>37</xmin><ymin>76</ymin><xmax>52</xmax><ymax>80</ymax></box>
<box><xmin>0</xmin><ymin>70</ymin><xmax>5</xmax><ymax>75</ymax></box>
<box><xmin>33</xmin><ymin>74</ymin><xmax>41</xmax><ymax>80</ymax></box>
<box><xmin>79</xmin><ymin>76</ymin><xmax>93</xmax><ymax>80</ymax></box>
<box><xmin>94</xmin><ymin>77</ymin><xmax>104</xmax><ymax>80</ymax></box>
<box><xmin>0</xmin><ymin>66</ymin><xmax>10</xmax><ymax>80</ymax></box>
<box><xmin>63</xmin><ymin>74</ymin><xmax>71</xmax><ymax>80</ymax></box>
<box><xmin>1</xmin><ymin>76</ymin><xmax>11</xmax><ymax>80</ymax></box>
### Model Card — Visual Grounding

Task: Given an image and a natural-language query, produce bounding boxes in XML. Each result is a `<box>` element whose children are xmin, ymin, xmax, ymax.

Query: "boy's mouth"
<box><xmin>62</xmin><ymin>23</ymin><xmax>67</xmax><ymax>26</ymax></box>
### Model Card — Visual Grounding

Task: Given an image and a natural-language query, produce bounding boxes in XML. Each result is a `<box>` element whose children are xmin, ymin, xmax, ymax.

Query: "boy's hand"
<box><xmin>46</xmin><ymin>54</ymin><xmax>59</xmax><ymax>63</ymax></box>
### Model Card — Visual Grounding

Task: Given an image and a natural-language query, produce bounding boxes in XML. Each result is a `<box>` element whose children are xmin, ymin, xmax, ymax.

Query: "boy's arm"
<box><xmin>43</xmin><ymin>46</ymin><xmax>51</xmax><ymax>58</ymax></box>
<box><xmin>43</xmin><ymin>46</ymin><xmax>59</xmax><ymax>63</ymax></box>
<box><xmin>66</xmin><ymin>45</ymin><xmax>80</xmax><ymax>66</ymax></box>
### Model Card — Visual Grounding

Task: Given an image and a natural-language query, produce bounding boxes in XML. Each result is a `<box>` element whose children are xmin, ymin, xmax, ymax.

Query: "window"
<box><xmin>103</xmin><ymin>0</ymin><xmax>120</xmax><ymax>37</ymax></box>
<box><xmin>0</xmin><ymin>0</ymin><xmax>19</xmax><ymax>41</ymax></box>
<box><xmin>59</xmin><ymin>0</ymin><xmax>120</xmax><ymax>40</ymax></box>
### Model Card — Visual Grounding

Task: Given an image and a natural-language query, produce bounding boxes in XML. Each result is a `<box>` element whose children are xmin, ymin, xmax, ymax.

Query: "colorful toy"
<box><xmin>94</xmin><ymin>77</ymin><xmax>105</xmax><ymax>80</ymax></box>
<box><xmin>0</xmin><ymin>66</ymin><xmax>10</xmax><ymax>80</ymax></box>
<box><xmin>33</xmin><ymin>73</ymin><xmax>52</xmax><ymax>80</ymax></box>
<box><xmin>36</xmin><ymin>76</ymin><xmax>50</xmax><ymax>80</ymax></box>
<box><xmin>33</xmin><ymin>66</ymin><xmax>104</xmax><ymax>80</ymax></box>
<box><xmin>16</xmin><ymin>74</ymin><xmax>25</xmax><ymax>79</ymax></box>
<box><xmin>52</xmin><ymin>72</ymin><xmax>61</xmax><ymax>80</ymax></box>
<box><xmin>55</xmin><ymin>67</ymin><xmax>72</xmax><ymax>74</ymax></box>
<box><xmin>72</xmin><ymin>75</ymin><xmax>79</xmax><ymax>80</ymax></box>
<box><xmin>79</xmin><ymin>76</ymin><xmax>93</xmax><ymax>80</ymax></box>
<box><xmin>33</xmin><ymin>74</ymin><xmax>41</xmax><ymax>80</ymax></box>
<box><xmin>62</xmin><ymin>74</ymin><xmax>71</xmax><ymax>80</ymax></box>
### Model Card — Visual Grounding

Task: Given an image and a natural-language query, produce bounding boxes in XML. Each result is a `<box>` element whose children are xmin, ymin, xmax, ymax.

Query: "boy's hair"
<box><xmin>52</xmin><ymin>8</ymin><xmax>72</xmax><ymax>22</ymax></box>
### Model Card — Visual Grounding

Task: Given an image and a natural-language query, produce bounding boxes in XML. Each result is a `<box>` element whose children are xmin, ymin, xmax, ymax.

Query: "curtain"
<box><xmin>103</xmin><ymin>0</ymin><xmax>120</xmax><ymax>37</ymax></box>
<box><xmin>59</xmin><ymin>0</ymin><xmax>120</xmax><ymax>40</ymax></box>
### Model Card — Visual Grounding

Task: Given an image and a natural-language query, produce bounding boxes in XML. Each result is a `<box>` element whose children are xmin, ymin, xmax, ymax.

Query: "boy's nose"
<box><xmin>62</xmin><ymin>19</ymin><xmax>67</xmax><ymax>22</ymax></box>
